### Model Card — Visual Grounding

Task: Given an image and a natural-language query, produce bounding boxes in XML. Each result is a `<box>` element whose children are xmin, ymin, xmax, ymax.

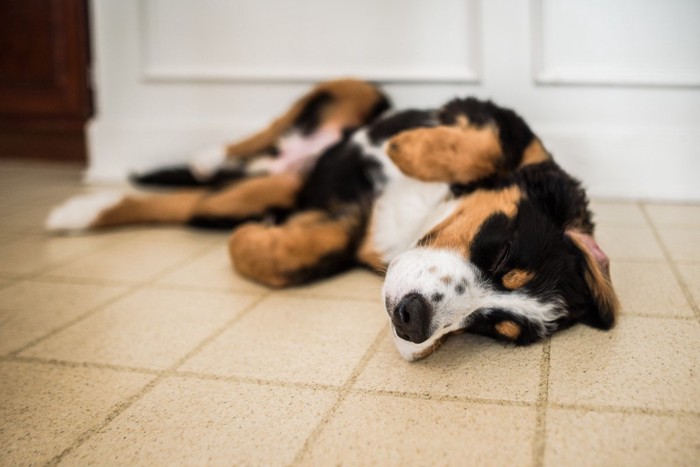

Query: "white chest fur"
<box><xmin>370</xmin><ymin>176</ymin><xmax>454</xmax><ymax>263</ymax></box>
<box><xmin>353</xmin><ymin>130</ymin><xmax>457</xmax><ymax>264</ymax></box>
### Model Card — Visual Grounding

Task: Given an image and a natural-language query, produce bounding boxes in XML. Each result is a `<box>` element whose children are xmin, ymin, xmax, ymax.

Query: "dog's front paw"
<box><xmin>189</xmin><ymin>145</ymin><xmax>228</xmax><ymax>181</ymax></box>
<box><xmin>45</xmin><ymin>192</ymin><xmax>124</xmax><ymax>233</ymax></box>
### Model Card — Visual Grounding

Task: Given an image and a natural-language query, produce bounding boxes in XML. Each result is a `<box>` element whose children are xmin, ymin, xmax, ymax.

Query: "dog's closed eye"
<box><xmin>489</xmin><ymin>241</ymin><xmax>511</xmax><ymax>274</ymax></box>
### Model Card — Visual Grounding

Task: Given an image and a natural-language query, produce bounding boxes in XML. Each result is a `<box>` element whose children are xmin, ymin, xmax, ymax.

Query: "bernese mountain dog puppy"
<box><xmin>47</xmin><ymin>79</ymin><xmax>618</xmax><ymax>361</ymax></box>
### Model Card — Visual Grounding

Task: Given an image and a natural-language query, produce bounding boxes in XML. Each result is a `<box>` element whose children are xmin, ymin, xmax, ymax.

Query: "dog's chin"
<box><xmin>391</xmin><ymin>328</ymin><xmax>446</xmax><ymax>362</ymax></box>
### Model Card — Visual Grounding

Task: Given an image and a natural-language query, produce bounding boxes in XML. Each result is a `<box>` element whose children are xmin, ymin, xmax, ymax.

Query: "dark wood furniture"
<box><xmin>0</xmin><ymin>0</ymin><xmax>93</xmax><ymax>162</ymax></box>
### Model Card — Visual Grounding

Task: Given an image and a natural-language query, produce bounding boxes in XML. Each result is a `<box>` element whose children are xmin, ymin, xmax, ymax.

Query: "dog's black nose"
<box><xmin>392</xmin><ymin>293</ymin><xmax>431</xmax><ymax>344</ymax></box>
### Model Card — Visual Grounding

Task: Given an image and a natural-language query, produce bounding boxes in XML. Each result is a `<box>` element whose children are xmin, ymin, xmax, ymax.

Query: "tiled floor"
<box><xmin>0</xmin><ymin>160</ymin><xmax>699</xmax><ymax>466</ymax></box>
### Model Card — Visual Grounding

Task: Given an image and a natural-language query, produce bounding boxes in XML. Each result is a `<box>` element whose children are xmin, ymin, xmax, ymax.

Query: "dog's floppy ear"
<box><xmin>566</xmin><ymin>230</ymin><xmax>619</xmax><ymax>329</ymax></box>
<box><xmin>386</xmin><ymin>123</ymin><xmax>502</xmax><ymax>184</ymax></box>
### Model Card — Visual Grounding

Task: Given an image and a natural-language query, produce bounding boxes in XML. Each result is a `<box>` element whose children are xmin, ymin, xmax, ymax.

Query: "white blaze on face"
<box><xmin>382</xmin><ymin>247</ymin><xmax>565</xmax><ymax>361</ymax></box>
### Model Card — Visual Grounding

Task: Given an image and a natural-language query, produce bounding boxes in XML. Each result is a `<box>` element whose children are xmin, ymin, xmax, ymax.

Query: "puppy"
<box><xmin>47</xmin><ymin>80</ymin><xmax>618</xmax><ymax>361</ymax></box>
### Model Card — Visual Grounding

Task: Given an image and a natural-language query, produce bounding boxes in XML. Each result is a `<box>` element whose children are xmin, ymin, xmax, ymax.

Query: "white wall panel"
<box><xmin>142</xmin><ymin>0</ymin><xmax>480</xmax><ymax>83</ymax></box>
<box><xmin>533</xmin><ymin>0</ymin><xmax>700</xmax><ymax>86</ymax></box>
<box><xmin>87</xmin><ymin>0</ymin><xmax>700</xmax><ymax>200</ymax></box>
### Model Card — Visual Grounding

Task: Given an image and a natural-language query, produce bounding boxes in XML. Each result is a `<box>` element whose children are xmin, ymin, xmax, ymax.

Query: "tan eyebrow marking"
<box><xmin>502</xmin><ymin>269</ymin><xmax>535</xmax><ymax>290</ymax></box>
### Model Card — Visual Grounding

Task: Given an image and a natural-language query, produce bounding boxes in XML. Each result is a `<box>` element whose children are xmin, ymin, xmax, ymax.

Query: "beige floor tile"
<box><xmin>676</xmin><ymin>263</ymin><xmax>700</xmax><ymax>309</ymax></box>
<box><xmin>611</xmin><ymin>261</ymin><xmax>694</xmax><ymax>318</ymax></box>
<box><xmin>0</xmin><ymin>280</ymin><xmax>127</xmax><ymax>355</ymax></box>
<box><xmin>180</xmin><ymin>296</ymin><xmax>387</xmax><ymax>386</ymax></box>
<box><xmin>595</xmin><ymin>225</ymin><xmax>665</xmax><ymax>261</ymax></box>
<box><xmin>354</xmin><ymin>330</ymin><xmax>543</xmax><ymax>403</ymax></box>
<box><xmin>156</xmin><ymin>244</ymin><xmax>269</xmax><ymax>294</ymax></box>
<box><xmin>283</xmin><ymin>268</ymin><xmax>384</xmax><ymax>301</ymax></box>
<box><xmin>644</xmin><ymin>203</ymin><xmax>700</xmax><ymax>227</ymax></box>
<box><xmin>0</xmin><ymin>232</ymin><xmax>133</xmax><ymax>277</ymax></box>
<box><xmin>656</xmin><ymin>227</ymin><xmax>700</xmax><ymax>263</ymax></box>
<box><xmin>0</xmin><ymin>232</ymin><xmax>23</xmax><ymax>247</ymax></box>
<box><xmin>589</xmin><ymin>200</ymin><xmax>646</xmax><ymax>225</ymax></box>
<box><xmin>548</xmin><ymin>316</ymin><xmax>700</xmax><ymax>411</ymax></box>
<box><xmin>300</xmin><ymin>393</ymin><xmax>537</xmax><ymax>466</ymax></box>
<box><xmin>0</xmin><ymin>361</ymin><xmax>153</xmax><ymax>466</ymax></box>
<box><xmin>44</xmin><ymin>231</ymin><xmax>213</xmax><ymax>283</ymax></box>
<box><xmin>0</xmin><ymin>205</ymin><xmax>54</xmax><ymax>232</ymax></box>
<box><xmin>60</xmin><ymin>376</ymin><xmax>337</xmax><ymax>466</ymax></box>
<box><xmin>21</xmin><ymin>288</ymin><xmax>258</xmax><ymax>370</ymax></box>
<box><xmin>544</xmin><ymin>408</ymin><xmax>700</xmax><ymax>467</ymax></box>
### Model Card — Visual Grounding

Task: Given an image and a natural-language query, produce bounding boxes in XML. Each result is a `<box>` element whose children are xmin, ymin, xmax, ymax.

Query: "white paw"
<box><xmin>189</xmin><ymin>145</ymin><xmax>227</xmax><ymax>180</ymax></box>
<box><xmin>45</xmin><ymin>192</ymin><xmax>124</xmax><ymax>232</ymax></box>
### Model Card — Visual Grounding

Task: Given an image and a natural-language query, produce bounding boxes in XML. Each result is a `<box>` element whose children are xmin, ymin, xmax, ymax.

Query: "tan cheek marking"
<box><xmin>386</xmin><ymin>124</ymin><xmax>502</xmax><ymax>184</ymax></box>
<box><xmin>495</xmin><ymin>321</ymin><xmax>522</xmax><ymax>340</ymax></box>
<box><xmin>520</xmin><ymin>138</ymin><xmax>551</xmax><ymax>167</ymax></box>
<box><xmin>502</xmin><ymin>269</ymin><xmax>535</xmax><ymax>290</ymax></box>
<box><xmin>420</xmin><ymin>186</ymin><xmax>522</xmax><ymax>257</ymax></box>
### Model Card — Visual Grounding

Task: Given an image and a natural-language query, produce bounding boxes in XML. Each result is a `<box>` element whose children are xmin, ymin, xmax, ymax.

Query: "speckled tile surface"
<box><xmin>0</xmin><ymin>161</ymin><xmax>698</xmax><ymax>466</ymax></box>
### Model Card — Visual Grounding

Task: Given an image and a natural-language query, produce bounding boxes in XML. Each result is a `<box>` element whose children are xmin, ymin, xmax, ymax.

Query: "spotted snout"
<box><xmin>382</xmin><ymin>248</ymin><xmax>482</xmax><ymax>360</ymax></box>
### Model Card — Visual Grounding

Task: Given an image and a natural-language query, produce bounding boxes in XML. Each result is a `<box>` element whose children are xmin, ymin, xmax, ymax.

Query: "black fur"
<box><xmin>130</xmin><ymin>166</ymin><xmax>245</xmax><ymax>188</ymax></box>
<box><xmin>293</xmin><ymin>91</ymin><xmax>334</xmax><ymax>135</ymax></box>
<box><xmin>439</xmin><ymin>97</ymin><xmax>537</xmax><ymax>171</ymax></box>
<box><xmin>368</xmin><ymin>110</ymin><xmax>435</xmax><ymax>144</ymax></box>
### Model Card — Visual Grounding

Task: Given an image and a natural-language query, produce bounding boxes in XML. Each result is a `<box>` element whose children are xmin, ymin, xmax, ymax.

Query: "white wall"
<box><xmin>88</xmin><ymin>0</ymin><xmax>700</xmax><ymax>200</ymax></box>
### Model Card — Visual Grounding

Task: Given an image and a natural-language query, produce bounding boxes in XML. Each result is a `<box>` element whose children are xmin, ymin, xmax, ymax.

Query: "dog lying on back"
<box><xmin>47</xmin><ymin>79</ymin><xmax>619</xmax><ymax>361</ymax></box>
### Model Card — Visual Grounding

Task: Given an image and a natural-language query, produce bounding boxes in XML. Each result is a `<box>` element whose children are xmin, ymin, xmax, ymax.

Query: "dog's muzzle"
<box><xmin>382</xmin><ymin>248</ymin><xmax>480</xmax><ymax>360</ymax></box>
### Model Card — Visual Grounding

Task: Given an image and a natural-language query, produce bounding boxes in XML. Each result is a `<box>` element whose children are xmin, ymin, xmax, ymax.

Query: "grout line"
<box><xmin>172</xmin><ymin>371</ymin><xmax>341</xmax><ymax>393</ymax></box>
<box><xmin>24</xmin><ymin>274</ymin><xmax>138</xmax><ymax>287</ymax></box>
<box><xmin>2</xmin><ymin>232</ymin><xmax>139</xmax><ymax>283</ymax></box>
<box><xmin>160</xmin><ymin>293</ymin><xmax>271</xmax><ymax>372</ymax></box>
<box><xmin>345</xmin><ymin>387</ymin><xmax>534</xmax><ymax>407</ymax></box>
<box><xmin>290</xmin><ymin>323</ymin><xmax>390</xmax><ymax>465</ymax></box>
<box><xmin>619</xmin><ymin>312</ymin><xmax>696</xmax><ymax>321</ymax></box>
<box><xmin>639</xmin><ymin>203</ymin><xmax>700</xmax><ymax>324</ymax></box>
<box><xmin>549</xmin><ymin>402</ymin><xmax>700</xmax><ymax>417</ymax></box>
<box><xmin>7</xmin><ymin>240</ymin><xmax>235</xmax><ymax>357</ymax></box>
<box><xmin>6</xmin><ymin>287</ymin><xmax>143</xmax><ymax>357</ymax></box>
<box><xmin>532</xmin><ymin>339</ymin><xmax>552</xmax><ymax>467</ymax></box>
<box><xmin>6</xmin><ymin>355</ymin><xmax>161</xmax><ymax>376</ymax></box>
<box><xmin>281</xmin><ymin>292</ymin><xmax>381</xmax><ymax>304</ymax></box>
<box><xmin>151</xmin><ymin>281</ymin><xmax>382</xmax><ymax>304</ymax></box>
<box><xmin>45</xmin><ymin>292</ymin><xmax>270</xmax><ymax>465</ymax></box>
<box><xmin>45</xmin><ymin>376</ymin><xmax>164</xmax><ymax>466</ymax></box>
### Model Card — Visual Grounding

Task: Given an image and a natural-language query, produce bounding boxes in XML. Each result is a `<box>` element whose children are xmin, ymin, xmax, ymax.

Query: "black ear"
<box><xmin>566</xmin><ymin>230</ymin><xmax>619</xmax><ymax>329</ymax></box>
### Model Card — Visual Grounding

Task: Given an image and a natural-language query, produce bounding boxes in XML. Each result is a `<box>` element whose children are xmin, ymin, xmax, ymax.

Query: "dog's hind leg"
<box><xmin>228</xmin><ymin>208</ymin><xmax>363</xmax><ymax>287</ymax></box>
<box><xmin>46</xmin><ymin>174</ymin><xmax>303</xmax><ymax>232</ymax></box>
<box><xmin>190</xmin><ymin>79</ymin><xmax>390</xmax><ymax>179</ymax></box>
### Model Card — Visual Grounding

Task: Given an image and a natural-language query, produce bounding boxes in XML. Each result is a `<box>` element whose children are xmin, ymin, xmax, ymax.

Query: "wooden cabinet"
<box><xmin>0</xmin><ymin>0</ymin><xmax>92</xmax><ymax>162</ymax></box>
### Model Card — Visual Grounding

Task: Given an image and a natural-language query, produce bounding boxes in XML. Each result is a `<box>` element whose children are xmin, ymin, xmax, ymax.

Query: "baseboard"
<box><xmin>85</xmin><ymin>119</ymin><xmax>700</xmax><ymax>201</ymax></box>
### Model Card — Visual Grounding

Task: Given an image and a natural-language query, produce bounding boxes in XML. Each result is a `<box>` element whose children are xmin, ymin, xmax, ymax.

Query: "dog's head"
<box><xmin>381</xmin><ymin>99</ymin><xmax>618</xmax><ymax>361</ymax></box>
